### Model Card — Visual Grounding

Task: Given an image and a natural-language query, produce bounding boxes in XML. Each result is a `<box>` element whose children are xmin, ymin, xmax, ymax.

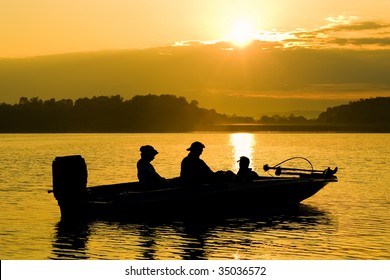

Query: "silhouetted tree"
<box><xmin>0</xmin><ymin>94</ymin><xmax>255</xmax><ymax>132</ymax></box>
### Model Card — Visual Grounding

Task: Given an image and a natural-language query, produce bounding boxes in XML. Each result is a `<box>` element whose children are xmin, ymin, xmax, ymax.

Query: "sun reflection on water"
<box><xmin>229</xmin><ymin>133</ymin><xmax>255</xmax><ymax>171</ymax></box>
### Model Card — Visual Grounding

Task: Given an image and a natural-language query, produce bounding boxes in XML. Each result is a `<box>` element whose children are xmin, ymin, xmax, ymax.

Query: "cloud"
<box><xmin>330</xmin><ymin>21</ymin><xmax>390</xmax><ymax>31</ymax></box>
<box><xmin>170</xmin><ymin>16</ymin><xmax>390</xmax><ymax>51</ymax></box>
<box><xmin>325</xmin><ymin>15</ymin><xmax>360</xmax><ymax>25</ymax></box>
<box><xmin>330</xmin><ymin>37</ymin><xmax>390</xmax><ymax>46</ymax></box>
<box><xmin>286</xmin><ymin>18</ymin><xmax>390</xmax><ymax>49</ymax></box>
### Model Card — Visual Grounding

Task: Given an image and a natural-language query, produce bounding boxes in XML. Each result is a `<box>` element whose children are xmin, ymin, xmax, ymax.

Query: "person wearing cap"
<box><xmin>237</xmin><ymin>156</ymin><xmax>259</xmax><ymax>181</ymax></box>
<box><xmin>137</xmin><ymin>145</ymin><xmax>167</xmax><ymax>188</ymax></box>
<box><xmin>180</xmin><ymin>141</ymin><xmax>215</xmax><ymax>185</ymax></box>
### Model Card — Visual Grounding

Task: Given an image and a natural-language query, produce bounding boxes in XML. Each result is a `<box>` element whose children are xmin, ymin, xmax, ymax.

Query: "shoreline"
<box><xmin>1</xmin><ymin>124</ymin><xmax>390</xmax><ymax>133</ymax></box>
<box><xmin>203</xmin><ymin>123</ymin><xmax>390</xmax><ymax>133</ymax></box>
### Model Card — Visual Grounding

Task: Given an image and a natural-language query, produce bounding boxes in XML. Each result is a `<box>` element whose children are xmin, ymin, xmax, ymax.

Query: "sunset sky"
<box><xmin>1</xmin><ymin>0</ymin><xmax>390</xmax><ymax>116</ymax></box>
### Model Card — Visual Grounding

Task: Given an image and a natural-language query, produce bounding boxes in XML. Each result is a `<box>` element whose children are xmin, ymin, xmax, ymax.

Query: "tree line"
<box><xmin>0</xmin><ymin>94</ymin><xmax>254</xmax><ymax>132</ymax></box>
<box><xmin>0</xmin><ymin>95</ymin><xmax>389</xmax><ymax>132</ymax></box>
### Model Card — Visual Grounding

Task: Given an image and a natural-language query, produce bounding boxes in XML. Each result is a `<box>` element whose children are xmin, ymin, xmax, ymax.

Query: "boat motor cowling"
<box><xmin>52</xmin><ymin>155</ymin><xmax>88</xmax><ymax>219</ymax></box>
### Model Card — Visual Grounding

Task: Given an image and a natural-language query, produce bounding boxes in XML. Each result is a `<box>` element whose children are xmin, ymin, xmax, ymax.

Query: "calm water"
<box><xmin>0</xmin><ymin>133</ymin><xmax>389</xmax><ymax>260</ymax></box>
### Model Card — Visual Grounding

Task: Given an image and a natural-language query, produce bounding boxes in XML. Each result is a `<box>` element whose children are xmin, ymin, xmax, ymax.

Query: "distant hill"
<box><xmin>245</xmin><ymin>97</ymin><xmax>390</xmax><ymax>132</ymax></box>
<box><xmin>316</xmin><ymin>97</ymin><xmax>390</xmax><ymax>124</ymax></box>
<box><xmin>257</xmin><ymin>97</ymin><xmax>390</xmax><ymax>124</ymax></box>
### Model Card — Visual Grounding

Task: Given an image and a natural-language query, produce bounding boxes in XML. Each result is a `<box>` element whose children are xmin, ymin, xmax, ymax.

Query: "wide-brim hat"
<box><xmin>186</xmin><ymin>141</ymin><xmax>205</xmax><ymax>151</ymax></box>
<box><xmin>140</xmin><ymin>145</ymin><xmax>158</xmax><ymax>155</ymax></box>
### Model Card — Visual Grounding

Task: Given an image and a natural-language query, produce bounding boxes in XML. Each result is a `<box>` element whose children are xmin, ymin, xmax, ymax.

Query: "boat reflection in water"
<box><xmin>50</xmin><ymin>204</ymin><xmax>334</xmax><ymax>260</ymax></box>
<box><xmin>51</xmin><ymin>220</ymin><xmax>91</xmax><ymax>260</ymax></box>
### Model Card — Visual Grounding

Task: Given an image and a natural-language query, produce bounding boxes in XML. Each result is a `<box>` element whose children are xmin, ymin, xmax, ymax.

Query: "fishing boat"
<box><xmin>51</xmin><ymin>155</ymin><xmax>338</xmax><ymax>220</ymax></box>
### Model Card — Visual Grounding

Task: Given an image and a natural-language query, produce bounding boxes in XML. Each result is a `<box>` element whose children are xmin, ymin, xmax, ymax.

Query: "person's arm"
<box><xmin>201</xmin><ymin>160</ymin><xmax>214</xmax><ymax>176</ymax></box>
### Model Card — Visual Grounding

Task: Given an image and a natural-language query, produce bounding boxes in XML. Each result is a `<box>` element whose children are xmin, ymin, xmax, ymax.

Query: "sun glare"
<box><xmin>230</xmin><ymin>133</ymin><xmax>255</xmax><ymax>171</ymax></box>
<box><xmin>227</xmin><ymin>20</ymin><xmax>255</xmax><ymax>47</ymax></box>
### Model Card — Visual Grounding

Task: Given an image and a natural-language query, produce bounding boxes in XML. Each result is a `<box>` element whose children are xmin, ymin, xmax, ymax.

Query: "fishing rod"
<box><xmin>263</xmin><ymin>164</ymin><xmax>327</xmax><ymax>173</ymax></box>
<box><xmin>263</xmin><ymin>164</ymin><xmax>338</xmax><ymax>177</ymax></box>
<box><xmin>263</xmin><ymin>157</ymin><xmax>338</xmax><ymax>178</ymax></box>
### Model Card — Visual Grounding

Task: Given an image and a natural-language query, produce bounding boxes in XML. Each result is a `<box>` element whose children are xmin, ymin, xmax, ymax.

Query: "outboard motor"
<box><xmin>52</xmin><ymin>155</ymin><xmax>88</xmax><ymax>220</ymax></box>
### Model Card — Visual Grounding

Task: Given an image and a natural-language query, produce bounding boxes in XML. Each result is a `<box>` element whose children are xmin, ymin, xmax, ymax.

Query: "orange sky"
<box><xmin>1</xmin><ymin>0</ymin><xmax>389</xmax><ymax>57</ymax></box>
<box><xmin>1</xmin><ymin>0</ymin><xmax>390</xmax><ymax>116</ymax></box>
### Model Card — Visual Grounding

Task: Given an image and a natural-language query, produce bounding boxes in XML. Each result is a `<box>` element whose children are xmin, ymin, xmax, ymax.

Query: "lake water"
<box><xmin>0</xmin><ymin>133</ymin><xmax>389</xmax><ymax>260</ymax></box>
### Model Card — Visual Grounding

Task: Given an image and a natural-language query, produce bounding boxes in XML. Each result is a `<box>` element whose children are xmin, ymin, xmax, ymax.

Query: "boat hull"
<box><xmin>51</xmin><ymin>155</ymin><xmax>337</xmax><ymax>220</ymax></box>
<box><xmin>80</xmin><ymin>177</ymin><xmax>335</xmax><ymax>219</ymax></box>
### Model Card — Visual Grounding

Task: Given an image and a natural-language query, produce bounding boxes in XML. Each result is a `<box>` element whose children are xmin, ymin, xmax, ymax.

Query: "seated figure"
<box><xmin>237</xmin><ymin>156</ymin><xmax>259</xmax><ymax>181</ymax></box>
<box><xmin>137</xmin><ymin>145</ymin><xmax>167</xmax><ymax>188</ymax></box>
<box><xmin>180</xmin><ymin>141</ymin><xmax>215</xmax><ymax>185</ymax></box>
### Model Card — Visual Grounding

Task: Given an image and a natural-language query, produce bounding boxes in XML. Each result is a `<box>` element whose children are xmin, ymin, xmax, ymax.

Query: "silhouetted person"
<box><xmin>237</xmin><ymin>156</ymin><xmax>259</xmax><ymax>181</ymax></box>
<box><xmin>137</xmin><ymin>145</ymin><xmax>167</xmax><ymax>188</ymax></box>
<box><xmin>180</xmin><ymin>141</ymin><xmax>215</xmax><ymax>186</ymax></box>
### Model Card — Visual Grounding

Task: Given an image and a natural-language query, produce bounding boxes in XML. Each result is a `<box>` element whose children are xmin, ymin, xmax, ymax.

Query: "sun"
<box><xmin>227</xmin><ymin>20</ymin><xmax>255</xmax><ymax>48</ymax></box>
